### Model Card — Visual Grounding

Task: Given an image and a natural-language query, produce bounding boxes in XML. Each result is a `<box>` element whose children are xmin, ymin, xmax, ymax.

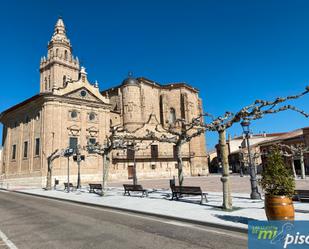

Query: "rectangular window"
<box><xmin>127</xmin><ymin>145</ymin><xmax>135</xmax><ymax>160</ymax></box>
<box><xmin>35</xmin><ymin>138</ymin><xmax>40</xmax><ymax>156</ymax></box>
<box><xmin>23</xmin><ymin>141</ymin><xmax>28</xmax><ymax>158</ymax></box>
<box><xmin>173</xmin><ymin>145</ymin><xmax>177</xmax><ymax>159</ymax></box>
<box><xmin>12</xmin><ymin>144</ymin><xmax>16</xmax><ymax>160</ymax></box>
<box><xmin>69</xmin><ymin>137</ymin><xmax>78</xmax><ymax>150</ymax></box>
<box><xmin>88</xmin><ymin>138</ymin><xmax>96</xmax><ymax>145</ymax></box>
<box><xmin>151</xmin><ymin>145</ymin><xmax>158</xmax><ymax>159</ymax></box>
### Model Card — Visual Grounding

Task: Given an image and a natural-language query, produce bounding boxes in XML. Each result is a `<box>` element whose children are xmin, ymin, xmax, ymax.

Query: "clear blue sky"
<box><xmin>1</xmin><ymin>0</ymin><xmax>309</xmax><ymax>150</ymax></box>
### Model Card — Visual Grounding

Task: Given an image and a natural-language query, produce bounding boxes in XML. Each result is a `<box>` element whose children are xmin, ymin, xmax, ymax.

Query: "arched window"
<box><xmin>56</xmin><ymin>49</ymin><xmax>59</xmax><ymax>57</ymax></box>
<box><xmin>48</xmin><ymin>75</ymin><xmax>51</xmax><ymax>90</ymax></box>
<box><xmin>64</xmin><ymin>50</ymin><xmax>68</xmax><ymax>60</ymax></box>
<box><xmin>159</xmin><ymin>95</ymin><xmax>164</xmax><ymax>125</ymax></box>
<box><xmin>44</xmin><ymin>77</ymin><xmax>47</xmax><ymax>90</ymax></box>
<box><xmin>63</xmin><ymin>75</ymin><xmax>66</xmax><ymax>86</ymax></box>
<box><xmin>169</xmin><ymin>108</ymin><xmax>176</xmax><ymax>124</ymax></box>
<box><xmin>180</xmin><ymin>94</ymin><xmax>186</xmax><ymax>119</ymax></box>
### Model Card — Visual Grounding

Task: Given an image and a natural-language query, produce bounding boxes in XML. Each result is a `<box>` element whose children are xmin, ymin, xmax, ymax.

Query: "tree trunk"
<box><xmin>133</xmin><ymin>151</ymin><xmax>138</xmax><ymax>186</ymax></box>
<box><xmin>46</xmin><ymin>160</ymin><xmax>52</xmax><ymax>190</ymax></box>
<box><xmin>102</xmin><ymin>152</ymin><xmax>111</xmax><ymax>196</ymax></box>
<box><xmin>291</xmin><ymin>157</ymin><xmax>297</xmax><ymax>179</ymax></box>
<box><xmin>219</xmin><ymin>130</ymin><xmax>232</xmax><ymax>210</ymax></box>
<box><xmin>176</xmin><ymin>144</ymin><xmax>184</xmax><ymax>186</ymax></box>
<box><xmin>300</xmin><ymin>151</ymin><xmax>306</xmax><ymax>179</ymax></box>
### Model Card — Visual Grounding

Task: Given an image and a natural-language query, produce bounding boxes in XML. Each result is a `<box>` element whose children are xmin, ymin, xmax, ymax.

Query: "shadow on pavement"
<box><xmin>214</xmin><ymin>214</ymin><xmax>259</xmax><ymax>225</ymax></box>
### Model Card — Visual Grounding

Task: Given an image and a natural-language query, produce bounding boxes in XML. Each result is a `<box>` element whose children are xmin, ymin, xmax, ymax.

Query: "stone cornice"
<box><xmin>0</xmin><ymin>93</ymin><xmax>111</xmax><ymax>123</ymax></box>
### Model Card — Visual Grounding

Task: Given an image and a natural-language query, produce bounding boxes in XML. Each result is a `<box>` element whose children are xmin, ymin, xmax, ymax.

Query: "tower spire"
<box><xmin>40</xmin><ymin>17</ymin><xmax>80</xmax><ymax>93</ymax></box>
<box><xmin>49</xmin><ymin>17</ymin><xmax>70</xmax><ymax>47</ymax></box>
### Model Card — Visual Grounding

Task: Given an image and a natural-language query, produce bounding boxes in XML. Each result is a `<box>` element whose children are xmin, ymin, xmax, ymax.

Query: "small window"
<box><xmin>127</xmin><ymin>146</ymin><xmax>135</xmax><ymax>160</ymax></box>
<box><xmin>169</xmin><ymin>108</ymin><xmax>176</xmax><ymax>124</ymax></box>
<box><xmin>80</xmin><ymin>90</ymin><xmax>87</xmax><ymax>97</ymax></box>
<box><xmin>23</xmin><ymin>141</ymin><xmax>28</xmax><ymax>158</ymax></box>
<box><xmin>63</xmin><ymin>75</ymin><xmax>66</xmax><ymax>86</ymax></box>
<box><xmin>35</xmin><ymin>113</ymin><xmax>40</xmax><ymax>121</ymax></box>
<box><xmin>35</xmin><ymin>138</ymin><xmax>40</xmax><ymax>156</ymax></box>
<box><xmin>64</xmin><ymin>50</ymin><xmax>68</xmax><ymax>60</ymax></box>
<box><xmin>12</xmin><ymin>144</ymin><xmax>16</xmax><ymax>160</ymax></box>
<box><xmin>151</xmin><ymin>145</ymin><xmax>158</xmax><ymax>159</ymax></box>
<box><xmin>48</xmin><ymin>75</ymin><xmax>51</xmax><ymax>90</ymax></box>
<box><xmin>25</xmin><ymin>116</ymin><xmax>30</xmax><ymax>123</ymax></box>
<box><xmin>173</xmin><ymin>145</ymin><xmax>177</xmax><ymax>159</ymax></box>
<box><xmin>89</xmin><ymin>112</ymin><xmax>96</xmax><ymax>121</ymax></box>
<box><xmin>70</xmin><ymin>110</ymin><xmax>78</xmax><ymax>119</ymax></box>
<box><xmin>88</xmin><ymin>138</ymin><xmax>96</xmax><ymax>145</ymax></box>
<box><xmin>69</xmin><ymin>137</ymin><xmax>78</xmax><ymax>151</ymax></box>
<box><xmin>44</xmin><ymin>77</ymin><xmax>47</xmax><ymax>90</ymax></box>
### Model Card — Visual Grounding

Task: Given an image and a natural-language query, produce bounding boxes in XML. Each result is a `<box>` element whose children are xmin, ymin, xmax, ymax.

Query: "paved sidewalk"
<box><xmin>7</xmin><ymin>186</ymin><xmax>309</xmax><ymax>232</ymax></box>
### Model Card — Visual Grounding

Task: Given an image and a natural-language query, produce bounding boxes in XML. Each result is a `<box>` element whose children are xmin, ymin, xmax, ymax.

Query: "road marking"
<box><xmin>0</xmin><ymin>230</ymin><xmax>18</xmax><ymax>249</ymax></box>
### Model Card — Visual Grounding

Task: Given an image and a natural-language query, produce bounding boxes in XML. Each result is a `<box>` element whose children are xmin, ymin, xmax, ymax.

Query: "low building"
<box><xmin>214</xmin><ymin>132</ymin><xmax>286</xmax><ymax>173</ymax></box>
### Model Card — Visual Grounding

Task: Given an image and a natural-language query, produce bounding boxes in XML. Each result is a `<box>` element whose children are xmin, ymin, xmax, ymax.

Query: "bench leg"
<box><xmin>200</xmin><ymin>194</ymin><xmax>208</xmax><ymax>204</ymax></box>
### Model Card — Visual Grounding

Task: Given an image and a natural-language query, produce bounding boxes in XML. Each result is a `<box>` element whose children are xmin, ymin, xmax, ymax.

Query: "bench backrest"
<box><xmin>123</xmin><ymin>184</ymin><xmax>144</xmax><ymax>191</ymax></box>
<box><xmin>89</xmin><ymin>183</ymin><xmax>102</xmax><ymax>188</ymax></box>
<box><xmin>295</xmin><ymin>190</ymin><xmax>309</xmax><ymax>195</ymax></box>
<box><xmin>172</xmin><ymin>186</ymin><xmax>202</xmax><ymax>194</ymax></box>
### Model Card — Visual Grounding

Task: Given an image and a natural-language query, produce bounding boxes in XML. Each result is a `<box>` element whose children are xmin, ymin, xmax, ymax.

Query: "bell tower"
<box><xmin>40</xmin><ymin>17</ymin><xmax>80</xmax><ymax>92</ymax></box>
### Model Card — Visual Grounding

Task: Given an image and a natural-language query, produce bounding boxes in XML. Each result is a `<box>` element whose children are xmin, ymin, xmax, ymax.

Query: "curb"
<box><xmin>2</xmin><ymin>189</ymin><xmax>248</xmax><ymax>234</ymax></box>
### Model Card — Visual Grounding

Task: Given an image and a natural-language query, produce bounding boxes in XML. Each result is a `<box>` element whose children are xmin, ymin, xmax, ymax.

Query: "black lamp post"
<box><xmin>64</xmin><ymin>148</ymin><xmax>74</xmax><ymax>193</ymax></box>
<box><xmin>241</xmin><ymin>120</ymin><xmax>261</xmax><ymax>200</ymax></box>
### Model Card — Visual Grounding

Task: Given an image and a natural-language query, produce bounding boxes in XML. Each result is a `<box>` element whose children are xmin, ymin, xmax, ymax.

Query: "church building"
<box><xmin>0</xmin><ymin>18</ymin><xmax>208</xmax><ymax>187</ymax></box>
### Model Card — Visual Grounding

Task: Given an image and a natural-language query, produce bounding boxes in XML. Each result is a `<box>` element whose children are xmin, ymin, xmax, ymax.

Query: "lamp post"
<box><xmin>64</xmin><ymin>148</ymin><xmax>74</xmax><ymax>193</ymax></box>
<box><xmin>241</xmin><ymin>120</ymin><xmax>261</xmax><ymax>200</ymax></box>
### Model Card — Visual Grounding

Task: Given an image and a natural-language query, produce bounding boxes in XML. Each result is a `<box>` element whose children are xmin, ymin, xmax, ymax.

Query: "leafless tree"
<box><xmin>147</xmin><ymin>116</ymin><xmax>206</xmax><ymax>186</ymax></box>
<box><xmin>85</xmin><ymin>125</ymin><xmax>128</xmax><ymax>195</ymax></box>
<box><xmin>125</xmin><ymin>139</ymin><xmax>155</xmax><ymax>185</ymax></box>
<box><xmin>204</xmin><ymin>86</ymin><xmax>309</xmax><ymax>210</ymax></box>
<box><xmin>46</xmin><ymin>148</ymin><xmax>66</xmax><ymax>190</ymax></box>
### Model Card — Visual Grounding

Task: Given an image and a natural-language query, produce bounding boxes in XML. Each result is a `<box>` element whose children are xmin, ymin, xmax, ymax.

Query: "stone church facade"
<box><xmin>0</xmin><ymin>18</ymin><xmax>208</xmax><ymax>187</ymax></box>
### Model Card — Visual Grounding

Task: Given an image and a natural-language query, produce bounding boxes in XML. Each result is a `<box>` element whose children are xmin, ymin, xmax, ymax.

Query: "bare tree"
<box><xmin>125</xmin><ymin>138</ymin><xmax>155</xmax><ymax>185</ymax></box>
<box><xmin>147</xmin><ymin>116</ymin><xmax>206</xmax><ymax>186</ymax></box>
<box><xmin>46</xmin><ymin>148</ymin><xmax>66</xmax><ymax>190</ymax></box>
<box><xmin>86</xmin><ymin>125</ymin><xmax>128</xmax><ymax>195</ymax></box>
<box><xmin>205</xmin><ymin>86</ymin><xmax>309</xmax><ymax>210</ymax></box>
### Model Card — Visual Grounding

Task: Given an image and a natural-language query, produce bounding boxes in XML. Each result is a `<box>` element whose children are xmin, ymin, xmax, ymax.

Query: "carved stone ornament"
<box><xmin>67</xmin><ymin>125</ymin><xmax>81</xmax><ymax>136</ymax></box>
<box><xmin>86</xmin><ymin>126</ymin><xmax>99</xmax><ymax>137</ymax></box>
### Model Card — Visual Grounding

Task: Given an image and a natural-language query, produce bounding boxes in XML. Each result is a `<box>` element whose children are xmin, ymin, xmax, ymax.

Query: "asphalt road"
<box><xmin>0</xmin><ymin>191</ymin><xmax>247</xmax><ymax>249</ymax></box>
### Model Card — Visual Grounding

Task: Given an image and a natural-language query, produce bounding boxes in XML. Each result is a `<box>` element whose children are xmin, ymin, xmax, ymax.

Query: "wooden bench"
<box><xmin>123</xmin><ymin>184</ymin><xmax>148</xmax><ymax>197</ymax></box>
<box><xmin>89</xmin><ymin>183</ymin><xmax>103</xmax><ymax>193</ymax></box>
<box><xmin>64</xmin><ymin>182</ymin><xmax>76</xmax><ymax>191</ymax></box>
<box><xmin>171</xmin><ymin>186</ymin><xmax>208</xmax><ymax>204</ymax></box>
<box><xmin>293</xmin><ymin>190</ymin><xmax>309</xmax><ymax>202</ymax></box>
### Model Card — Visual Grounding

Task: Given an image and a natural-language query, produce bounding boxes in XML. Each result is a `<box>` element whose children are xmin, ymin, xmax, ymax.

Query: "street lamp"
<box><xmin>73</xmin><ymin>146</ymin><xmax>85</xmax><ymax>190</ymax></box>
<box><xmin>64</xmin><ymin>148</ymin><xmax>74</xmax><ymax>193</ymax></box>
<box><xmin>241</xmin><ymin>120</ymin><xmax>261</xmax><ymax>200</ymax></box>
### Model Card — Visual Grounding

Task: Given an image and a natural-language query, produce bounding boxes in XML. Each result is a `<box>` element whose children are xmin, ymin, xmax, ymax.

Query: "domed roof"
<box><xmin>122</xmin><ymin>72</ymin><xmax>139</xmax><ymax>86</ymax></box>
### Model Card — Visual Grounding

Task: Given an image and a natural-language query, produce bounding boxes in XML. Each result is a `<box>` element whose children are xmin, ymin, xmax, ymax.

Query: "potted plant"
<box><xmin>259</xmin><ymin>147</ymin><xmax>295</xmax><ymax>220</ymax></box>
